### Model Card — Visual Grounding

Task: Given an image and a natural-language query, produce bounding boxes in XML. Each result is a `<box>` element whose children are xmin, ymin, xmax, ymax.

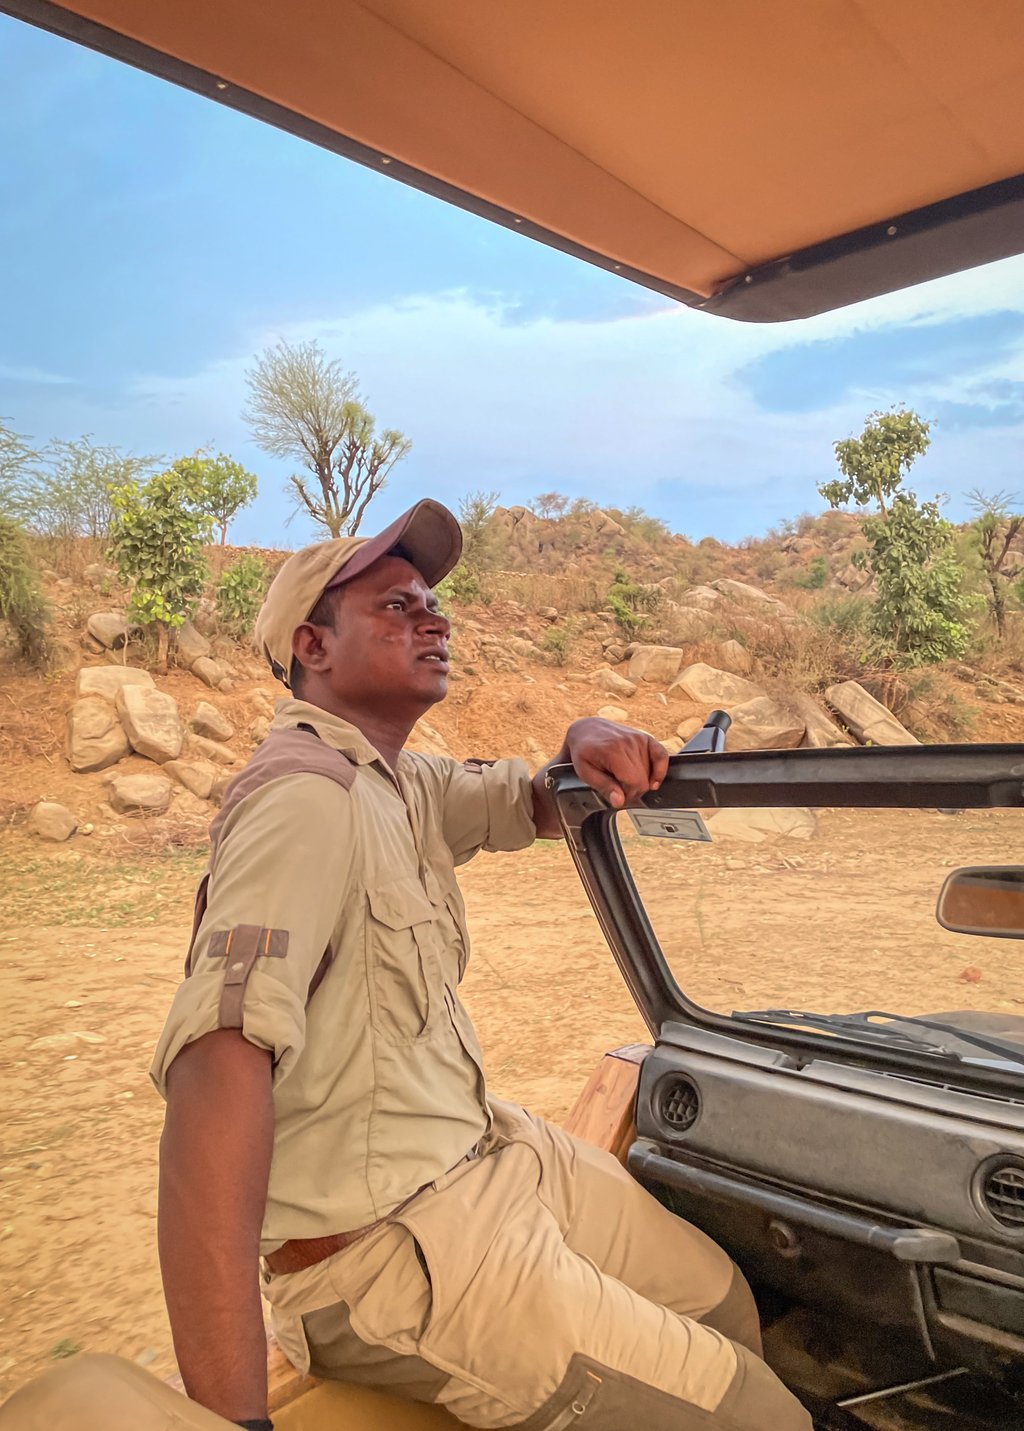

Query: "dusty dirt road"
<box><xmin>3</xmin><ymin>805</ymin><xmax>1024</xmax><ymax>1399</ymax></box>
<box><xmin>0</xmin><ymin>834</ymin><xmax>645</xmax><ymax>1397</ymax></box>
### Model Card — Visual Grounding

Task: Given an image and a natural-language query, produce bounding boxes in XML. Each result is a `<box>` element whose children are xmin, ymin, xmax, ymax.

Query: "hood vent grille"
<box><xmin>982</xmin><ymin>1161</ymin><xmax>1024</xmax><ymax>1229</ymax></box>
<box><xmin>658</xmin><ymin>1076</ymin><xmax>700</xmax><ymax>1134</ymax></box>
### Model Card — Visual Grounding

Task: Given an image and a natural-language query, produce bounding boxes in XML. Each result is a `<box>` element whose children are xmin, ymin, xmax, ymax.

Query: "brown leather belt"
<box><xmin>264</xmin><ymin>1223</ymin><xmax>382</xmax><ymax>1276</ymax></box>
<box><xmin>264</xmin><ymin>1147</ymin><xmax>484</xmax><ymax>1278</ymax></box>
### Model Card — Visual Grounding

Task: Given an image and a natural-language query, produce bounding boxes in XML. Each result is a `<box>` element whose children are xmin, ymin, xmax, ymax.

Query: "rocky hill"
<box><xmin>5</xmin><ymin>526</ymin><xmax>1024</xmax><ymax>855</ymax></box>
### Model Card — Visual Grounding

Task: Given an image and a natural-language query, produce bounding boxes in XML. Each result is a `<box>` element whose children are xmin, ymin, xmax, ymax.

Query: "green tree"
<box><xmin>28</xmin><ymin>436</ymin><xmax>156</xmax><ymax>544</ymax></box>
<box><xmin>171</xmin><ymin>450</ymin><xmax>259</xmax><ymax>545</ymax></box>
<box><xmin>0</xmin><ymin>514</ymin><xmax>54</xmax><ymax>668</ymax></box>
<box><xmin>216</xmin><ymin>553</ymin><xmax>269</xmax><ymax>635</ymax></box>
<box><xmin>0</xmin><ymin>419</ymin><xmax>39</xmax><ymax>516</ymax></box>
<box><xmin>818</xmin><ymin>408</ymin><xmax>973</xmax><ymax>664</ymax></box>
<box><xmin>458</xmin><ymin>490</ymin><xmax>504</xmax><ymax>573</ymax></box>
<box><xmin>244</xmin><ymin>339</ymin><xmax>410</xmax><ymax>537</ymax></box>
<box><xmin>967</xmin><ymin>489</ymin><xmax>1024</xmax><ymax>638</ymax></box>
<box><xmin>108</xmin><ymin>468</ymin><xmax>214</xmax><ymax>671</ymax></box>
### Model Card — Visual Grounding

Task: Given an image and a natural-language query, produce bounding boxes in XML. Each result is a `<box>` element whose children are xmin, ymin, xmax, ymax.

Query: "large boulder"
<box><xmin>191</xmin><ymin>700</ymin><xmax>235</xmax><ymax>742</ymax></box>
<box><xmin>192</xmin><ymin>656</ymin><xmax>231</xmax><ymax>691</ymax></box>
<box><xmin>116</xmin><ymin>686</ymin><xmax>183</xmax><ymax>763</ymax></box>
<box><xmin>27</xmin><ymin>800</ymin><xmax>77</xmax><ymax>842</ymax></box>
<box><xmin>671</xmin><ymin>607</ymin><xmax>721</xmax><ymax>643</ymax></box>
<box><xmin>790</xmin><ymin>694</ymin><xmax>854</xmax><ymax>749</ymax></box>
<box><xmin>723</xmin><ymin>696</ymin><xmax>806</xmax><ymax>752</ymax></box>
<box><xmin>707</xmin><ymin>807</ymin><xmax>817</xmax><ymax>843</ymax></box>
<box><xmin>712</xmin><ymin>579</ymin><xmax>789</xmax><ymax>611</ymax></box>
<box><xmin>66</xmin><ymin>697</ymin><xmax>130</xmax><ymax>773</ymax></box>
<box><xmin>86</xmin><ymin>612</ymin><xmax>130</xmax><ymax>650</ymax></box>
<box><xmin>676</xmin><ymin>585</ymin><xmax>721</xmax><ymax>610</ymax></box>
<box><xmin>76</xmin><ymin>666</ymin><xmax>154</xmax><ymax>700</ymax></box>
<box><xmin>82</xmin><ymin>562</ymin><xmax>115</xmax><ymax>590</ymax></box>
<box><xmin>628</xmin><ymin>645</ymin><xmax>686</xmax><ymax>684</ymax></box>
<box><xmin>249</xmin><ymin>688</ymin><xmax>277</xmax><ymax>720</ymax></box>
<box><xmin>186</xmin><ymin>733</ymin><xmax>239</xmax><ymax>766</ymax></box>
<box><xmin>175</xmin><ymin>621</ymin><xmax>212</xmax><ymax>671</ymax></box>
<box><xmin>668</xmin><ymin>663</ymin><xmax>764</xmax><ymax>708</ymax></box>
<box><xmin>164</xmin><ymin>758</ymin><xmax>219</xmax><ymax>801</ymax></box>
<box><xmin>107</xmin><ymin>773</ymin><xmax>173</xmax><ymax>816</ymax></box>
<box><xmin>711</xmin><ymin>639</ymin><xmax>754</xmax><ymax>676</ymax></box>
<box><xmin>826</xmin><ymin>681</ymin><xmax>920</xmax><ymax>746</ymax></box>
<box><xmin>594</xmin><ymin>668</ymin><xmax>637</xmax><ymax>699</ymax></box>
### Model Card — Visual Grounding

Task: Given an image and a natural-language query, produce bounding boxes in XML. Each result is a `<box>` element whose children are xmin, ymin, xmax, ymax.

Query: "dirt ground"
<box><xmin>4</xmin><ymin>805</ymin><xmax>1024</xmax><ymax>1400</ymax></box>
<box><xmin>0</xmin><ymin>832</ymin><xmax>646</xmax><ymax>1398</ymax></box>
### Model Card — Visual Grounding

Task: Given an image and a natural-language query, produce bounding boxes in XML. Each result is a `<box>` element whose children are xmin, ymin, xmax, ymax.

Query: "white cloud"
<box><xmin>18</xmin><ymin>251</ymin><xmax>1024</xmax><ymax>542</ymax></box>
<box><xmin>0</xmin><ymin>362</ymin><xmax>75</xmax><ymax>385</ymax></box>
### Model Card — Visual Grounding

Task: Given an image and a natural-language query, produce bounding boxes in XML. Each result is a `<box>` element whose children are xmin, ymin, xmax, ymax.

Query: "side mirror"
<box><xmin>936</xmin><ymin>866</ymin><xmax>1024</xmax><ymax>939</ymax></box>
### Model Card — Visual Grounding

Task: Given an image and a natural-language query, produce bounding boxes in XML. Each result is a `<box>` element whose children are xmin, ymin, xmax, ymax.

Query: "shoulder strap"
<box><xmin>185</xmin><ymin>726</ymin><xmax>357</xmax><ymax>976</ymax></box>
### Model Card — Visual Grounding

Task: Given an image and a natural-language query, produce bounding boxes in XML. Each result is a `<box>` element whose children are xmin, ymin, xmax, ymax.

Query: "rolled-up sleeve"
<box><xmin>150</xmin><ymin>773</ymin><xmax>355</xmax><ymax>1096</ymax></box>
<box><xmin>433</xmin><ymin>756</ymin><xmax>536</xmax><ymax>865</ymax></box>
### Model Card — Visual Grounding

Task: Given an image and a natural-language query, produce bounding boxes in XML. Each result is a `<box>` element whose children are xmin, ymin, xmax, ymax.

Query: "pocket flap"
<box><xmin>367</xmin><ymin>878</ymin><xmax>436</xmax><ymax>930</ymax></box>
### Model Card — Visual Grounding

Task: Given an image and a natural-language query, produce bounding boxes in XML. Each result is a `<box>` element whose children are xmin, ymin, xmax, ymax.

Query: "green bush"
<box><xmin>437</xmin><ymin>562</ymin><xmax>481</xmax><ymax>606</ymax></box>
<box><xmin>108</xmin><ymin>468</ymin><xmax>214</xmax><ymax>669</ymax></box>
<box><xmin>540</xmin><ymin>625</ymin><xmax>572</xmax><ymax>665</ymax></box>
<box><xmin>0</xmin><ymin>515</ymin><xmax>55</xmax><ymax>668</ymax></box>
<box><xmin>607</xmin><ymin>567</ymin><xmax>661</xmax><ymax>637</ymax></box>
<box><xmin>216</xmin><ymin>553</ymin><xmax>269</xmax><ymax>635</ymax></box>
<box><xmin>793</xmin><ymin>554</ymin><xmax>828</xmax><ymax>590</ymax></box>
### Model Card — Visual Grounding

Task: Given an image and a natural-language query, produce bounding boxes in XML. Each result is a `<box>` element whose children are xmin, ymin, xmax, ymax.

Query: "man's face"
<box><xmin>297</xmin><ymin>554</ymin><xmax>452</xmax><ymax>715</ymax></box>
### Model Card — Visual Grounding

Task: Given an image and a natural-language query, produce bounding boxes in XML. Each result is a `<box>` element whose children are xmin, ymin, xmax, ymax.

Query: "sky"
<box><xmin>1</xmin><ymin>16</ymin><xmax>1023</xmax><ymax>548</ymax></box>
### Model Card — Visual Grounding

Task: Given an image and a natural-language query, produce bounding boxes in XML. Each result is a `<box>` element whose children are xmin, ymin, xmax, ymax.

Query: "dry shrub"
<box><xmin>27</xmin><ymin>533</ymin><xmax>108</xmax><ymax>582</ymax></box>
<box><xmin>491</xmin><ymin>571</ymin><xmax>606</xmax><ymax>614</ymax></box>
<box><xmin>113</xmin><ymin>808</ymin><xmax>211</xmax><ymax>856</ymax></box>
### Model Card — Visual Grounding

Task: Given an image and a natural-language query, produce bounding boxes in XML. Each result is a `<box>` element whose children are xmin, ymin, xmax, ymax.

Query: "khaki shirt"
<box><xmin>150</xmin><ymin>700</ymin><xmax>537</xmax><ymax>1251</ymax></box>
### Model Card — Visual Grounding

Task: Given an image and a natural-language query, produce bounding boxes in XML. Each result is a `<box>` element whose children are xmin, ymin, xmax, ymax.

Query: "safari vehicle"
<box><xmin>3</xmin><ymin>2</ymin><xmax>1024</xmax><ymax>1429</ymax></box>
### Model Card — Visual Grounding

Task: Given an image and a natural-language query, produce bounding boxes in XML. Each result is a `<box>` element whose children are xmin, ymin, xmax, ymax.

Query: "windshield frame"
<box><xmin>549</xmin><ymin>743</ymin><xmax>1024</xmax><ymax>1098</ymax></box>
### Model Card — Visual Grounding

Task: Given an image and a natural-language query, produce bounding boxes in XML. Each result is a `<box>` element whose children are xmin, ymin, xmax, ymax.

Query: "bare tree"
<box><xmin>243</xmin><ymin>339</ymin><xmax>410</xmax><ymax>537</ymax></box>
<box><xmin>968</xmin><ymin>488</ymin><xmax>1024</xmax><ymax>638</ymax></box>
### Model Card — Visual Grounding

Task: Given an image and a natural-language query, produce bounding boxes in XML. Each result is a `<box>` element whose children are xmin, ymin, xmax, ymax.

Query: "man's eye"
<box><xmin>386</xmin><ymin>599</ymin><xmax>404</xmax><ymax>610</ymax></box>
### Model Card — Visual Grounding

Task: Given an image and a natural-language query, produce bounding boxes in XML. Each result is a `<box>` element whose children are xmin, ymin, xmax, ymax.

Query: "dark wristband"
<box><xmin>235</xmin><ymin>1421</ymin><xmax>273</xmax><ymax>1431</ymax></box>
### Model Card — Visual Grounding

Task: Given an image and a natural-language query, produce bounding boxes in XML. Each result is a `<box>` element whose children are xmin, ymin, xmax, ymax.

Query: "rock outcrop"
<box><xmin>66</xmin><ymin>697</ymin><xmax>130</xmax><ymax>773</ymax></box>
<box><xmin>724</xmin><ymin>696</ymin><xmax>806</xmax><ymax>751</ymax></box>
<box><xmin>107</xmin><ymin>773</ymin><xmax>173</xmax><ymax>816</ymax></box>
<box><xmin>826</xmin><ymin>681</ymin><xmax>920</xmax><ymax>746</ymax></box>
<box><xmin>668</xmin><ymin>664</ymin><xmax>763</xmax><ymax>708</ymax></box>
<box><xmin>27</xmin><ymin>801</ymin><xmax>78</xmax><ymax>842</ymax></box>
<box><xmin>628</xmin><ymin>645</ymin><xmax>686</xmax><ymax>684</ymax></box>
<box><xmin>116</xmin><ymin>686</ymin><xmax>184</xmax><ymax>763</ymax></box>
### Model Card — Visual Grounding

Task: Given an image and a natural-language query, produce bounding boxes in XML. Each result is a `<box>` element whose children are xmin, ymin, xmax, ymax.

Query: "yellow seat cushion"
<box><xmin>275</xmin><ymin>1380</ymin><xmax>460</xmax><ymax>1430</ymax></box>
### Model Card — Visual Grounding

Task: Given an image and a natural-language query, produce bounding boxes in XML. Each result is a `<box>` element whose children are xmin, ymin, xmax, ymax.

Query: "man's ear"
<box><xmin>291</xmin><ymin>621</ymin><xmax>331</xmax><ymax>677</ymax></box>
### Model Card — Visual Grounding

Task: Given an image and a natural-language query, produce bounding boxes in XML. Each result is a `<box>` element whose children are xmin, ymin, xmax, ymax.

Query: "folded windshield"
<box><xmin>732</xmin><ymin>1008</ymin><xmax>1024</xmax><ymax>1068</ymax></box>
<box><xmin>615</xmin><ymin>805</ymin><xmax>1024</xmax><ymax>1074</ymax></box>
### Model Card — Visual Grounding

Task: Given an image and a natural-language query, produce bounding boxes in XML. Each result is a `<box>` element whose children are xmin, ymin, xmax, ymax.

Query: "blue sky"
<box><xmin>2</xmin><ymin>16</ymin><xmax>1023</xmax><ymax>547</ymax></box>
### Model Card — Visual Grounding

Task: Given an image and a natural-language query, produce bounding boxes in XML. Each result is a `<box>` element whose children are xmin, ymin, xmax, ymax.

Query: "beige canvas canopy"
<box><xmin>5</xmin><ymin>0</ymin><xmax>1024</xmax><ymax>320</ymax></box>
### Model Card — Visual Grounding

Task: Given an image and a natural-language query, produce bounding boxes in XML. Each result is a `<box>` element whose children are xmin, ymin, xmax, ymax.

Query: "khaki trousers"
<box><xmin>265</xmin><ymin>1101</ymin><xmax>812</xmax><ymax>1429</ymax></box>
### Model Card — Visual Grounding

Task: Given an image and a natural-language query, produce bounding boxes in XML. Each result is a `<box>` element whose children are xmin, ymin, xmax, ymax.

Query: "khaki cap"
<box><xmin>255</xmin><ymin>499</ymin><xmax>463</xmax><ymax>685</ymax></box>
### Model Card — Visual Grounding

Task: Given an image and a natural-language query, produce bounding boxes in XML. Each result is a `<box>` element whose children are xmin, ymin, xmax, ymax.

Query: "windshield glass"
<box><xmin>615</xmin><ymin>805</ymin><xmax>1024</xmax><ymax>1065</ymax></box>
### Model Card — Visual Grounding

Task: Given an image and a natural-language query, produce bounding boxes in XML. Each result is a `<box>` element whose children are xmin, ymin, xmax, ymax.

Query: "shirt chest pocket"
<box><xmin>365</xmin><ymin>878</ymin><xmax>444</xmax><ymax>1046</ymax></box>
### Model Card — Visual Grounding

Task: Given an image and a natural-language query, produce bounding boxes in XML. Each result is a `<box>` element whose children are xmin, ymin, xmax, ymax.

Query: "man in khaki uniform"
<box><xmin>145</xmin><ymin>499</ymin><xmax>810</xmax><ymax>1431</ymax></box>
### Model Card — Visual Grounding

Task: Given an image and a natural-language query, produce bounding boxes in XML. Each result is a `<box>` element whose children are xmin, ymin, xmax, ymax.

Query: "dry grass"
<box><xmin>489</xmin><ymin>570</ymin><xmax>607</xmax><ymax>614</ymax></box>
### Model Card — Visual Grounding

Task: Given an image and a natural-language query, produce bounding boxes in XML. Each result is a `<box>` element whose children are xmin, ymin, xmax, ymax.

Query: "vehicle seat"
<box><xmin>0</xmin><ymin>1353</ymin><xmax>459</xmax><ymax>1430</ymax></box>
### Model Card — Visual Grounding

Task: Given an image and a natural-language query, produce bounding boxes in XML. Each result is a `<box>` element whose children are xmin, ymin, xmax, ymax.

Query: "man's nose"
<box><xmin>420</xmin><ymin>606</ymin><xmax>451</xmax><ymax>638</ymax></box>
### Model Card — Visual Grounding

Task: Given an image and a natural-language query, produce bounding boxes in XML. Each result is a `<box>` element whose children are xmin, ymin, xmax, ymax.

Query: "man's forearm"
<box><xmin>159</xmin><ymin>1029</ymin><xmax>274</xmax><ymax>1423</ymax></box>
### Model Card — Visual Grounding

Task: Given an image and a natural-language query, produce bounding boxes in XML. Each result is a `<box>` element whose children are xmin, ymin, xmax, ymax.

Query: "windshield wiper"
<box><xmin>732</xmin><ymin>1007</ymin><xmax>1024</xmax><ymax>1068</ymax></box>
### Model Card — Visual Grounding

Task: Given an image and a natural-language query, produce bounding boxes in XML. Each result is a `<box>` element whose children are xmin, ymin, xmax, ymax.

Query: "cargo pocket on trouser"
<box><xmin>365</xmin><ymin>878</ymin><xmax>443</xmax><ymax>1045</ymax></box>
<box><xmin>306</xmin><ymin>1222</ymin><xmax>450</xmax><ymax>1404</ymax></box>
<box><xmin>512</xmin><ymin>1350</ymin><xmax>813</xmax><ymax>1431</ymax></box>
